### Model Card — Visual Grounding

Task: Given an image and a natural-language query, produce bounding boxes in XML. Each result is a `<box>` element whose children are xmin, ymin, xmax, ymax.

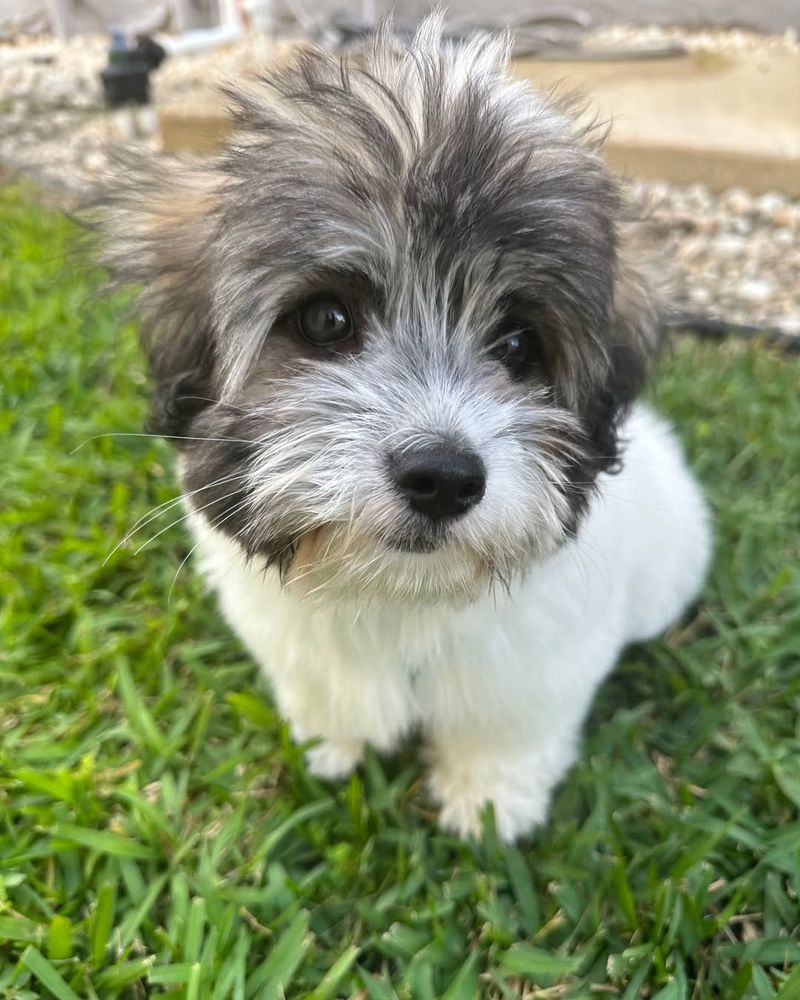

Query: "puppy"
<box><xmin>97</xmin><ymin>17</ymin><xmax>711</xmax><ymax>841</ymax></box>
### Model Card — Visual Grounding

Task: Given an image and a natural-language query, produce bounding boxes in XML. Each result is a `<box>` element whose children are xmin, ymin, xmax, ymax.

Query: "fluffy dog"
<box><xmin>98</xmin><ymin>17</ymin><xmax>711</xmax><ymax>840</ymax></box>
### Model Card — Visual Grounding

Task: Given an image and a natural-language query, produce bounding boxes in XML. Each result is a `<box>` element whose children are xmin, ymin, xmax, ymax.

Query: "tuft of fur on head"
<box><xmin>93</xmin><ymin>14</ymin><xmax>665</xmax><ymax>605</ymax></box>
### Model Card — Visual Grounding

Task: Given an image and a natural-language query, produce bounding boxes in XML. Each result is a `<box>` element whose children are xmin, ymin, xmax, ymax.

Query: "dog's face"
<box><xmin>99</xmin><ymin>19</ymin><xmax>662</xmax><ymax>604</ymax></box>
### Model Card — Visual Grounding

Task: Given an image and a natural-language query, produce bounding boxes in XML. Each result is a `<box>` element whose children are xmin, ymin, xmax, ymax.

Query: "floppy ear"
<box><xmin>91</xmin><ymin>154</ymin><xmax>224</xmax><ymax>437</ymax></box>
<box><xmin>611</xmin><ymin>226</ymin><xmax>666</xmax><ymax>386</ymax></box>
<box><xmin>583</xmin><ymin>224</ymin><xmax>668</xmax><ymax>471</ymax></box>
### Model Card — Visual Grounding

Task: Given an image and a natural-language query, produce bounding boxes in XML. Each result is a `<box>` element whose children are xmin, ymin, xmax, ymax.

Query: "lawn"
<box><xmin>1</xmin><ymin>182</ymin><xmax>799</xmax><ymax>1000</ymax></box>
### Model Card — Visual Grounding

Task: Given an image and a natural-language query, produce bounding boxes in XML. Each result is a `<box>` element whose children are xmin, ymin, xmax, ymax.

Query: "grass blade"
<box><xmin>246</xmin><ymin>911</ymin><xmax>312</xmax><ymax>999</ymax></box>
<box><xmin>90</xmin><ymin>880</ymin><xmax>116</xmax><ymax>968</ymax></box>
<box><xmin>52</xmin><ymin>823</ymin><xmax>157</xmax><ymax>860</ymax></box>
<box><xmin>48</xmin><ymin>915</ymin><xmax>73</xmax><ymax>961</ymax></box>
<box><xmin>21</xmin><ymin>946</ymin><xmax>82</xmax><ymax>1000</ymax></box>
<box><xmin>308</xmin><ymin>945</ymin><xmax>360</xmax><ymax>1000</ymax></box>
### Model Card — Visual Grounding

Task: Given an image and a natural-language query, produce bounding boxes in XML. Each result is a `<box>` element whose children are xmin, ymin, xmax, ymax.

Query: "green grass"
<box><xmin>1</xmin><ymin>182</ymin><xmax>799</xmax><ymax>999</ymax></box>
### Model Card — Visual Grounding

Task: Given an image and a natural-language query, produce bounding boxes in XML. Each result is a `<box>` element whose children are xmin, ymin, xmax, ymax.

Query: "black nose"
<box><xmin>391</xmin><ymin>445</ymin><xmax>486</xmax><ymax>521</ymax></box>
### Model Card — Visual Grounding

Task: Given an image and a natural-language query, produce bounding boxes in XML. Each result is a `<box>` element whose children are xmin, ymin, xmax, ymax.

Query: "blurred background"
<box><xmin>0</xmin><ymin>0</ymin><xmax>798</xmax><ymax>336</ymax></box>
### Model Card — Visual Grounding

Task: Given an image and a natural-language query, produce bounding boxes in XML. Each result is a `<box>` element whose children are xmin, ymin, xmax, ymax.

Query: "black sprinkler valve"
<box><xmin>100</xmin><ymin>31</ymin><xmax>167</xmax><ymax>108</ymax></box>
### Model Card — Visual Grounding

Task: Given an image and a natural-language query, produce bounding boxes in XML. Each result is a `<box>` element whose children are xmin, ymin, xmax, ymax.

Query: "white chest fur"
<box><xmin>185</xmin><ymin>404</ymin><xmax>711</xmax><ymax>840</ymax></box>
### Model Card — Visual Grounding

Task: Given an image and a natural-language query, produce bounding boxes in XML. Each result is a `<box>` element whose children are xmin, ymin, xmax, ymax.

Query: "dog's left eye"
<box><xmin>489</xmin><ymin>326</ymin><xmax>545</xmax><ymax>378</ymax></box>
<box><xmin>297</xmin><ymin>297</ymin><xmax>354</xmax><ymax>346</ymax></box>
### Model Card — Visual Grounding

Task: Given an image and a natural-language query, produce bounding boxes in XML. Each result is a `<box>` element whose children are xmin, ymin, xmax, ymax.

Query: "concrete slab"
<box><xmin>513</xmin><ymin>50</ymin><xmax>800</xmax><ymax>195</ymax></box>
<box><xmin>159</xmin><ymin>47</ymin><xmax>800</xmax><ymax>195</ymax></box>
<box><xmin>160</xmin><ymin>100</ymin><xmax>230</xmax><ymax>155</ymax></box>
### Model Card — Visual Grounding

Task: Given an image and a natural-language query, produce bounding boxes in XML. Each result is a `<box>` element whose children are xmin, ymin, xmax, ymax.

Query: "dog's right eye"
<box><xmin>489</xmin><ymin>324</ymin><xmax>546</xmax><ymax>379</ymax></box>
<box><xmin>297</xmin><ymin>297</ymin><xmax>354</xmax><ymax>346</ymax></box>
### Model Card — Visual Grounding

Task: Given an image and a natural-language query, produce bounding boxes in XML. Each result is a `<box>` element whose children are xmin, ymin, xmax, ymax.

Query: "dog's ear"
<box><xmin>610</xmin><ymin>225</ymin><xmax>666</xmax><ymax>402</ymax></box>
<box><xmin>90</xmin><ymin>154</ymin><xmax>223</xmax><ymax>437</ymax></box>
<box><xmin>583</xmin><ymin>225</ymin><xmax>667</xmax><ymax>471</ymax></box>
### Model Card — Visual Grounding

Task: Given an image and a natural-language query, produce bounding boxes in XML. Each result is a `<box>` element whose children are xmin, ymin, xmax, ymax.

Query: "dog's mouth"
<box><xmin>282</xmin><ymin>521</ymin><xmax>488</xmax><ymax>604</ymax></box>
<box><xmin>287</xmin><ymin>522</ymin><xmax>448</xmax><ymax>570</ymax></box>
<box><xmin>387</xmin><ymin>537</ymin><xmax>439</xmax><ymax>554</ymax></box>
<box><xmin>377</xmin><ymin>523</ymin><xmax>447</xmax><ymax>555</ymax></box>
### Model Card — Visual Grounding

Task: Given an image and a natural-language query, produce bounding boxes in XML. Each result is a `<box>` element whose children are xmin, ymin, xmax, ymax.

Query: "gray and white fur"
<box><xmin>95</xmin><ymin>17</ymin><xmax>710</xmax><ymax>840</ymax></box>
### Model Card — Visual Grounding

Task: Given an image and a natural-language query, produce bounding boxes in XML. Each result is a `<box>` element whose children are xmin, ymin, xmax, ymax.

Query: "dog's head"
<box><xmin>97</xmin><ymin>17</ymin><xmax>663</xmax><ymax>604</ymax></box>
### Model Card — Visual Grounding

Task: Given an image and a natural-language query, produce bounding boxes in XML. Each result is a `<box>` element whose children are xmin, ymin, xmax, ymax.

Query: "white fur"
<box><xmin>187</xmin><ymin>404</ymin><xmax>710</xmax><ymax>841</ymax></box>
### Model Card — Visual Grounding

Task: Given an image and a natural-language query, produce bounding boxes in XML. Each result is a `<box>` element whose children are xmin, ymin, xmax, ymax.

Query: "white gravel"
<box><xmin>586</xmin><ymin>24</ymin><xmax>800</xmax><ymax>56</ymax></box>
<box><xmin>631</xmin><ymin>180</ymin><xmax>800</xmax><ymax>331</ymax></box>
<box><xmin>1</xmin><ymin>27</ymin><xmax>798</xmax><ymax>334</ymax></box>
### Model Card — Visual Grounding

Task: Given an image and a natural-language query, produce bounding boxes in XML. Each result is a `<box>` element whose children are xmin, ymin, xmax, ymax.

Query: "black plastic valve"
<box><xmin>100</xmin><ymin>31</ymin><xmax>167</xmax><ymax>108</ymax></box>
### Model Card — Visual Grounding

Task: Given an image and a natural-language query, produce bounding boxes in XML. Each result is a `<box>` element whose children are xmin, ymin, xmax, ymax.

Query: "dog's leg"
<box><xmin>303</xmin><ymin>736</ymin><xmax>366</xmax><ymax>781</ymax></box>
<box><xmin>266</xmin><ymin>658</ymin><xmax>417</xmax><ymax>782</ymax></box>
<box><xmin>420</xmin><ymin>634</ymin><xmax>611</xmax><ymax>843</ymax></box>
<box><xmin>427</xmin><ymin>725</ymin><xmax>582</xmax><ymax>842</ymax></box>
<box><xmin>190</xmin><ymin>523</ymin><xmax>418</xmax><ymax>780</ymax></box>
<box><xmin>272</xmin><ymin>678</ymin><xmax>367</xmax><ymax>781</ymax></box>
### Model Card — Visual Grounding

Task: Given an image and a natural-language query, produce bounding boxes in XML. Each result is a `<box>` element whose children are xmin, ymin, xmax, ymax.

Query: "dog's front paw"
<box><xmin>305</xmin><ymin>738</ymin><xmax>364</xmax><ymax>781</ymax></box>
<box><xmin>428</xmin><ymin>754</ymin><xmax>551</xmax><ymax>842</ymax></box>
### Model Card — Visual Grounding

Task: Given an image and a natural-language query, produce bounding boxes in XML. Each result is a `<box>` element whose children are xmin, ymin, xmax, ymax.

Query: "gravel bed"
<box><xmin>1</xmin><ymin>27</ymin><xmax>798</xmax><ymax>334</ymax></box>
<box><xmin>633</xmin><ymin>181</ymin><xmax>800</xmax><ymax>334</ymax></box>
<box><xmin>587</xmin><ymin>24</ymin><xmax>799</xmax><ymax>55</ymax></box>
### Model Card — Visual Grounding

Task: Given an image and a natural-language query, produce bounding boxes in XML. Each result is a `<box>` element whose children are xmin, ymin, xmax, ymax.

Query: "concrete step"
<box><xmin>160</xmin><ymin>47</ymin><xmax>800</xmax><ymax>194</ymax></box>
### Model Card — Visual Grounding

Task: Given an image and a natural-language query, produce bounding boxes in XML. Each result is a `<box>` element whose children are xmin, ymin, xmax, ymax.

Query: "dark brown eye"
<box><xmin>297</xmin><ymin>297</ymin><xmax>353</xmax><ymax>346</ymax></box>
<box><xmin>489</xmin><ymin>326</ymin><xmax>545</xmax><ymax>378</ymax></box>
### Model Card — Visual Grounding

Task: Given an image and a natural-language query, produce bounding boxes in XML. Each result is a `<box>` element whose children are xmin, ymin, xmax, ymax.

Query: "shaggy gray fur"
<box><xmin>94</xmin><ymin>16</ymin><xmax>663</xmax><ymax>600</ymax></box>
